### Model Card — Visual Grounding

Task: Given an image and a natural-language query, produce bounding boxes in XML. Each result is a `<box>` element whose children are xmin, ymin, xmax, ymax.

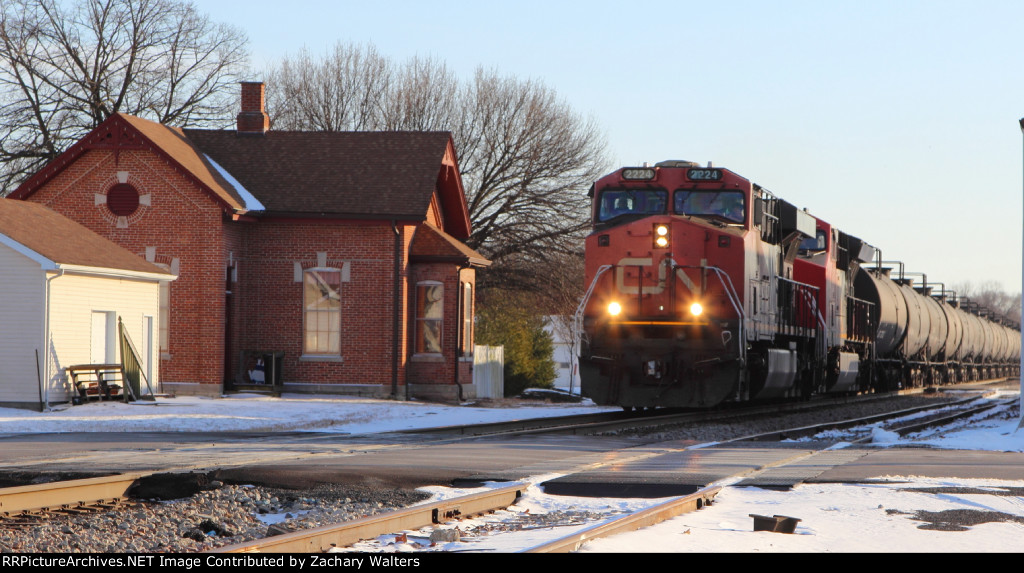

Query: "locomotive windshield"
<box><xmin>674</xmin><ymin>190</ymin><xmax>745</xmax><ymax>224</ymax></box>
<box><xmin>597</xmin><ymin>189</ymin><xmax>667</xmax><ymax>222</ymax></box>
<box><xmin>799</xmin><ymin>230</ymin><xmax>828</xmax><ymax>254</ymax></box>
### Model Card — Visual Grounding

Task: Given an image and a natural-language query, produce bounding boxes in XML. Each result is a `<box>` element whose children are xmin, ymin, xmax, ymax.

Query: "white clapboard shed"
<box><xmin>0</xmin><ymin>200</ymin><xmax>175</xmax><ymax>410</ymax></box>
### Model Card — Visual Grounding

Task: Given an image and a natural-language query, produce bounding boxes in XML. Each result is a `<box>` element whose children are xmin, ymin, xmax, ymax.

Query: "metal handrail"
<box><xmin>573</xmin><ymin>264</ymin><xmax>613</xmax><ymax>351</ymax></box>
<box><xmin>674</xmin><ymin>263</ymin><xmax>747</xmax><ymax>364</ymax></box>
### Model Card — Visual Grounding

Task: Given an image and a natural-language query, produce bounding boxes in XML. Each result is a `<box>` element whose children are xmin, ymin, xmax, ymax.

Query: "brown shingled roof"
<box><xmin>12</xmin><ymin>113</ymin><xmax>473</xmax><ymax>238</ymax></box>
<box><xmin>183</xmin><ymin>129</ymin><xmax>455</xmax><ymax>220</ymax></box>
<box><xmin>120</xmin><ymin>115</ymin><xmax>249</xmax><ymax>211</ymax></box>
<box><xmin>0</xmin><ymin>200</ymin><xmax>171</xmax><ymax>275</ymax></box>
<box><xmin>410</xmin><ymin>223</ymin><xmax>490</xmax><ymax>267</ymax></box>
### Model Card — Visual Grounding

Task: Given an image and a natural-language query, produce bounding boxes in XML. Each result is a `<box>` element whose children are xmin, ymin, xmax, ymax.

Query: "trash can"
<box><xmin>261</xmin><ymin>351</ymin><xmax>284</xmax><ymax>389</ymax></box>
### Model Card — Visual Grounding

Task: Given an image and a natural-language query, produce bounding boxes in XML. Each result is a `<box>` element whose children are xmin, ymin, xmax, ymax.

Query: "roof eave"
<box><xmin>252</xmin><ymin>211</ymin><xmax>426</xmax><ymax>223</ymax></box>
<box><xmin>0</xmin><ymin>234</ymin><xmax>56</xmax><ymax>270</ymax></box>
<box><xmin>56</xmin><ymin>264</ymin><xmax>178</xmax><ymax>282</ymax></box>
<box><xmin>410</xmin><ymin>254</ymin><xmax>491</xmax><ymax>267</ymax></box>
<box><xmin>11</xmin><ymin>114</ymin><xmax>241</xmax><ymax>215</ymax></box>
<box><xmin>437</xmin><ymin>138</ymin><xmax>472</xmax><ymax>240</ymax></box>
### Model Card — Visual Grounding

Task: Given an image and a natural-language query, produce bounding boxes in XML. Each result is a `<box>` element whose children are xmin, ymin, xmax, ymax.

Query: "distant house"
<box><xmin>0</xmin><ymin>201</ymin><xmax>174</xmax><ymax>410</ymax></box>
<box><xmin>11</xmin><ymin>82</ymin><xmax>489</xmax><ymax>402</ymax></box>
<box><xmin>544</xmin><ymin>316</ymin><xmax>581</xmax><ymax>393</ymax></box>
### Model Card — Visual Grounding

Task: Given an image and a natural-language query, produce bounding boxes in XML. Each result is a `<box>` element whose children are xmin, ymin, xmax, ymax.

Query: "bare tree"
<box><xmin>381</xmin><ymin>55</ymin><xmax>459</xmax><ymax>132</ymax></box>
<box><xmin>265</xmin><ymin>43</ymin><xmax>391</xmax><ymax>132</ymax></box>
<box><xmin>529</xmin><ymin>249</ymin><xmax>587</xmax><ymax>393</ymax></box>
<box><xmin>455</xmin><ymin>68</ymin><xmax>605</xmax><ymax>291</ymax></box>
<box><xmin>953</xmin><ymin>281</ymin><xmax>1022</xmax><ymax>326</ymax></box>
<box><xmin>0</xmin><ymin>0</ymin><xmax>248</xmax><ymax>193</ymax></box>
<box><xmin>265</xmin><ymin>44</ymin><xmax>610</xmax><ymax>295</ymax></box>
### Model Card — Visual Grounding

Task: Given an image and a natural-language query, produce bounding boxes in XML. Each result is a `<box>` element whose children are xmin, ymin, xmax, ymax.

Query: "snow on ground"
<box><xmin>0</xmin><ymin>392</ymin><xmax>616</xmax><ymax>434</ymax></box>
<box><xmin>579</xmin><ymin>473</ymin><xmax>1024</xmax><ymax>553</ymax></box>
<box><xmin>1</xmin><ymin>391</ymin><xmax>1023</xmax><ymax>552</ymax></box>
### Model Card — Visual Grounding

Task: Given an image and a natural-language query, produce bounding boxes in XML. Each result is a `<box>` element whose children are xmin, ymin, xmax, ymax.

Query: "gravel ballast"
<box><xmin>0</xmin><ymin>388</ymin><xmax>1010</xmax><ymax>553</ymax></box>
<box><xmin>0</xmin><ymin>483</ymin><xmax>428</xmax><ymax>553</ymax></box>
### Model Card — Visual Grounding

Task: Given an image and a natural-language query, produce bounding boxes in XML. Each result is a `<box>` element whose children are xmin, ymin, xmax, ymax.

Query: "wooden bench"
<box><xmin>66</xmin><ymin>364</ymin><xmax>127</xmax><ymax>402</ymax></box>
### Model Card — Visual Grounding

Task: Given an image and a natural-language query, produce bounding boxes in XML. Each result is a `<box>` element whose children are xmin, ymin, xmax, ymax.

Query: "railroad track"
<box><xmin>399</xmin><ymin>387</ymin><xmax>991</xmax><ymax>439</ymax></box>
<box><xmin>522</xmin><ymin>486</ymin><xmax>720</xmax><ymax>553</ymax></box>
<box><xmin>0</xmin><ymin>386</ymin><xmax>1011</xmax><ymax>552</ymax></box>
<box><xmin>731</xmin><ymin>393</ymin><xmax>1004</xmax><ymax>443</ymax></box>
<box><xmin>205</xmin><ymin>393</ymin><xmax>1012</xmax><ymax>553</ymax></box>
<box><xmin>208</xmin><ymin>483</ymin><xmax>720</xmax><ymax>553</ymax></box>
<box><xmin>212</xmin><ymin>483</ymin><xmax>526</xmax><ymax>553</ymax></box>
<box><xmin>0</xmin><ymin>473</ymin><xmax>146</xmax><ymax>518</ymax></box>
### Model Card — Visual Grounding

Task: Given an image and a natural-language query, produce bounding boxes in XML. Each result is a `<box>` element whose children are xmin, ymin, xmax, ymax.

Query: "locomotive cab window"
<box><xmin>597</xmin><ymin>189</ymin><xmax>667</xmax><ymax>222</ymax></box>
<box><xmin>674</xmin><ymin>190</ymin><xmax>745</xmax><ymax>224</ymax></box>
<box><xmin>798</xmin><ymin>230</ymin><xmax>828</xmax><ymax>255</ymax></box>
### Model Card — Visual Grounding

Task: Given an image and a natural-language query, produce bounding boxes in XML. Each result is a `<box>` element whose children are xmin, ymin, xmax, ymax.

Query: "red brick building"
<box><xmin>12</xmin><ymin>82</ymin><xmax>489</xmax><ymax>401</ymax></box>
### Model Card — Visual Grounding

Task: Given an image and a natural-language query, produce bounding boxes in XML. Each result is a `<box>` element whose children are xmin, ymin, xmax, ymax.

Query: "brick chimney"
<box><xmin>236</xmin><ymin>82</ymin><xmax>269</xmax><ymax>134</ymax></box>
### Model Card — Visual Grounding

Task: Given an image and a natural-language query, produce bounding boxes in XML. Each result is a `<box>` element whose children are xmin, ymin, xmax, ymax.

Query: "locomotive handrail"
<box><xmin>674</xmin><ymin>263</ymin><xmax>746</xmax><ymax>366</ymax></box>
<box><xmin>574</xmin><ymin>264</ymin><xmax>614</xmax><ymax>351</ymax></box>
<box><xmin>777</xmin><ymin>275</ymin><xmax>825</xmax><ymax>330</ymax></box>
<box><xmin>845</xmin><ymin>295</ymin><xmax>876</xmax><ymax>343</ymax></box>
<box><xmin>793</xmin><ymin>279</ymin><xmax>827</xmax><ymax>362</ymax></box>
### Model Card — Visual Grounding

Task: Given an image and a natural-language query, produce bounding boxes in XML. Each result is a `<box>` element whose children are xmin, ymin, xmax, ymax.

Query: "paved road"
<box><xmin>1</xmin><ymin>430</ymin><xmax>1021</xmax><ymax>494</ymax></box>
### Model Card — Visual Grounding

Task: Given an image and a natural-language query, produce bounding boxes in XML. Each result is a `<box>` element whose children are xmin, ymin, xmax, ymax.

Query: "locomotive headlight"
<box><xmin>689</xmin><ymin>302</ymin><xmax>703</xmax><ymax>316</ymax></box>
<box><xmin>653</xmin><ymin>224</ymin><xmax>670</xmax><ymax>249</ymax></box>
<box><xmin>608</xmin><ymin>301</ymin><xmax>622</xmax><ymax>316</ymax></box>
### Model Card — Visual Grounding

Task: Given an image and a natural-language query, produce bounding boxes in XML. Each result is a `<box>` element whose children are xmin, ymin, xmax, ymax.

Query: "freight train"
<box><xmin>577</xmin><ymin>161</ymin><xmax>1020</xmax><ymax>409</ymax></box>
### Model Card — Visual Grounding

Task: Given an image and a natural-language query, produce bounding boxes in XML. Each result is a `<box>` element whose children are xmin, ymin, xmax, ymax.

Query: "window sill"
<box><xmin>410</xmin><ymin>353</ymin><xmax>445</xmax><ymax>363</ymax></box>
<box><xmin>300</xmin><ymin>355</ymin><xmax>345</xmax><ymax>363</ymax></box>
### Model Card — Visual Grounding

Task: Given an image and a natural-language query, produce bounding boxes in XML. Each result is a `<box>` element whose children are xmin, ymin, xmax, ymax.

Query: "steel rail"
<box><xmin>730</xmin><ymin>394</ymin><xmax>991</xmax><ymax>442</ymax></box>
<box><xmin>0</xmin><ymin>472</ymin><xmax>147</xmax><ymax>515</ymax></box>
<box><xmin>514</xmin><ymin>390</ymin><xmax>988</xmax><ymax>437</ymax></box>
<box><xmin>212</xmin><ymin>483</ymin><xmax>526</xmax><ymax>553</ymax></box>
<box><xmin>523</xmin><ymin>485</ymin><xmax>721</xmax><ymax>553</ymax></box>
<box><xmin>396</xmin><ymin>388</ymin><xmax>996</xmax><ymax>439</ymax></box>
<box><xmin>860</xmin><ymin>397</ymin><xmax>1018</xmax><ymax>440</ymax></box>
<box><xmin>396</xmin><ymin>411</ymin><xmax>631</xmax><ymax>436</ymax></box>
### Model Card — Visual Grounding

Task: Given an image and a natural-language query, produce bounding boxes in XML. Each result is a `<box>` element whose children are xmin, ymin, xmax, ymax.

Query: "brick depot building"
<box><xmin>11</xmin><ymin>82</ymin><xmax>490</xmax><ymax>401</ymax></box>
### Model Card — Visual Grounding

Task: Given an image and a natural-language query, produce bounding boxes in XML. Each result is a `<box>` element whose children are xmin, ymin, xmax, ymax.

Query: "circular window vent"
<box><xmin>106</xmin><ymin>183</ymin><xmax>140</xmax><ymax>216</ymax></box>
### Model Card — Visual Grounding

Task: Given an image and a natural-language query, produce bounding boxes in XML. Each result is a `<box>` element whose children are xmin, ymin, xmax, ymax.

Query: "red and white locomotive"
<box><xmin>577</xmin><ymin>161</ymin><xmax>1020</xmax><ymax>409</ymax></box>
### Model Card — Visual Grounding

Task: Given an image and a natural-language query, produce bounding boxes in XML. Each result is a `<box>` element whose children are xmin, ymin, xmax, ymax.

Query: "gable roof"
<box><xmin>410</xmin><ymin>223</ymin><xmax>490</xmax><ymax>267</ymax></box>
<box><xmin>0</xmin><ymin>200</ymin><xmax>173</xmax><ymax>278</ymax></box>
<box><xmin>184</xmin><ymin>130</ymin><xmax>469</xmax><ymax>231</ymax></box>
<box><xmin>12</xmin><ymin>113</ymin><xmax>474</xmax><ymax>239</ymax></box>
<box><xmin>121</xmin><ymin>115</ymin><xmax>251</xmax><ymax>211</ymax></box>
<box><xmin>10</xmin><ymin>114</ymin><xmax>249</xmax><ymax>212</ymax></box>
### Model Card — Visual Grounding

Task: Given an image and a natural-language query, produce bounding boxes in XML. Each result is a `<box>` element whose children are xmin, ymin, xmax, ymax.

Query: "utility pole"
<box><xmin>1018</xmin><ymin>118</ymin><xmax>1024</xmax><ymax>431</ymax></box>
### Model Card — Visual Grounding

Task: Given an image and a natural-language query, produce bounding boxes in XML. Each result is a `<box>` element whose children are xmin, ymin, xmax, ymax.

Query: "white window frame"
<box><xmin>302</xmin><ymin>267</ymin><xmax>342</xmax><ymax>358</ymax></box>
<box><xmin>461</xmin><ymin>282</ymin><xmax>473</xmax><ymax>357</ymax></box>
<box><xmin>414</xmin><ymin>281</ymin><xmax>444</xmax><ymax>355</ymax></box>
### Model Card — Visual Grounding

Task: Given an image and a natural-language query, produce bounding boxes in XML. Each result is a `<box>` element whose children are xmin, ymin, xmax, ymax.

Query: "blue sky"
<box><xmin>199</xmin><ymin>0</ymin><xmax>1024</xmax><ymax>294</ymax></box>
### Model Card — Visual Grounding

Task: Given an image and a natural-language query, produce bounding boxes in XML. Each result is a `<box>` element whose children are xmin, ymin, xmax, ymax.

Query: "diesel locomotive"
<box><xmin>577</xmin><ymin>161</ymin><xmax>1020</xmax><ymax>409</ymax></box>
